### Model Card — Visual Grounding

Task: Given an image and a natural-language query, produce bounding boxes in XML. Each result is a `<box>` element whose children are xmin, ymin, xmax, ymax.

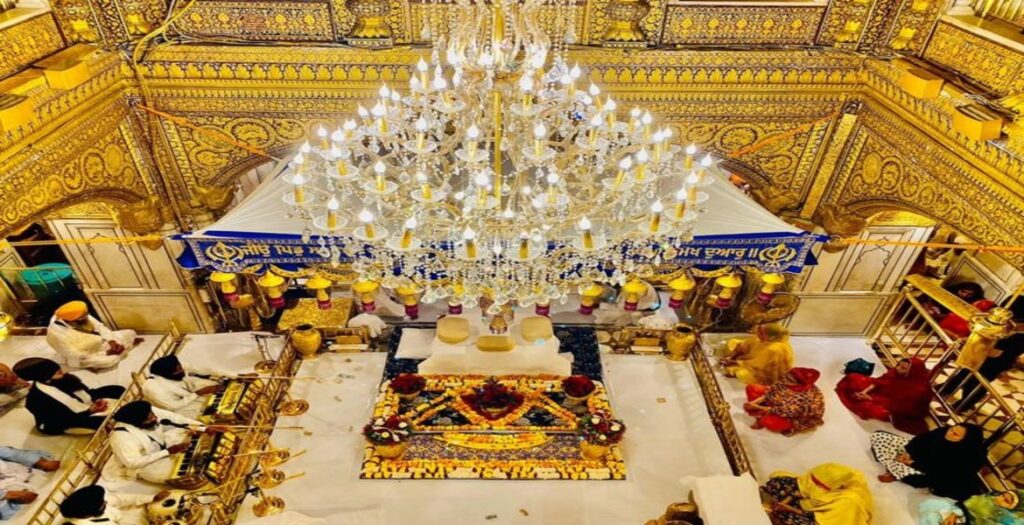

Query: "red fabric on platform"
<box><xmin>835</xmin><ymin>358</ymin><xmax>933</xmax><ymax>435</ymax></box>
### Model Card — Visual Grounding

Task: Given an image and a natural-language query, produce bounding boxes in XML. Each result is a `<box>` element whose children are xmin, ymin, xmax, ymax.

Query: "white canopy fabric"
<box><xmin>196</xmin><ymin>166</ymin><xmax>803</xmax><ymax>239</ymax></box>
<box><xmin>179</xmin><ymin>164</ymin><xmax>817</xmax><ymax>273</ymax></box>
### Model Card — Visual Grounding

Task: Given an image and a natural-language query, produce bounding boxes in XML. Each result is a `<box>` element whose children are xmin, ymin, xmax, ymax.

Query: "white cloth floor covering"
<box><xmin>705</xmin><ymin>334</ymin><xmax>927</xmax><ymax>525</ymax></box>
<box><xmin>235</xmin><ymin>353</ymin><xmax>733</xmax><ymax>525</ymax></box>
<box><xmin>0</xmin><ymin>332</ymin><xmax>284</xmax><ymax>525</ymax></box>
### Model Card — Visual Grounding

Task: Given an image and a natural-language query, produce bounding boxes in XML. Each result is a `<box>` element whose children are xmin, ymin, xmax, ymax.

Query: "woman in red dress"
<box><xmin>836</xmin><ymin>357</ymin><xmax>933</xmax><ymax>435</ymax></box>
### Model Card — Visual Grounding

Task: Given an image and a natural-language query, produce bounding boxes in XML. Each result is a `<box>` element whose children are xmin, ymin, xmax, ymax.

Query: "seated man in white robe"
<box><xmin>0</xmin><ymin>363</ymin><xmax>29</xmax><ymax>409</ymax></box>
<box><xmin>13</xmin><ymin>358</ymin><xmax>125</xmax><ymax>435</ymax></box>
<box><xmin>141</xmin><ymin>355</ymin><xmax>224</xmax><ymax>418</ymax></box>
<box><xmin>105</xmin><ymin>400</ymin><xmax>222</xmax><ymax>485</ymax></box>
<box><xmin>59</xmin><ymin>484</ymin><xmax>159</xmax><ymax>525</ymax></box>
<box><xmin>0</xmin><ymin>446</ymin><xmax>61</xmax><ymax>520</ymax></box>
<box><xmin>47</xmin><ymin>301</ymin><xmax>143</xmax><ymax>370</ymax></box>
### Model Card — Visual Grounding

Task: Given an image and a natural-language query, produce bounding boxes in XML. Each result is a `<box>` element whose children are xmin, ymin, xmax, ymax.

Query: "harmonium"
<box><xmin>203</xmin><ymin>378</ymin><xmax>264</xmax><ymax>424</ymax></box>
<box><xmin>167</xmin><ymin>431</ymin><xmax>239</xmax><ymax>490</ymax></box>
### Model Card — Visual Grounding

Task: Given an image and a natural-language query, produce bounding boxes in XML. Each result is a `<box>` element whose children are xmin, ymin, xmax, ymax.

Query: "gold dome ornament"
<box><xmin>210</xmin><ymin>271</ymin><xmax>239</xmax><ymax>303</ymax></box>
<box><xmin>602</xmin><ymin>0</ymin><xmax>651</xmax><ymax>47</ymax></box>
<box><xmin>306</xmin><ymin>275</ymin><xmax>333</xmax><ymax>310</ymax></box>
<box><xmin>345</xmin><ymin>0</ymin><xmax>393</xmax><ymax>48</ymax></box>
<box><xmin>711</xmin><ymin>274</ymin><xmax>743</xmax><ymax>309</ymax></box>
<box><xmin>352</xmin><ymin>279</ymin><xmax>381</xmax><ymax>313</ymax></box>
<box><xmin>667</xmin><ymin>273</ymin><xmax>696</xmax><ymax>309</ymax></box>
<box><xmin>257</xmin><ymin>272</ymin><xmax>287</xmax><ymax>309</ymax></box>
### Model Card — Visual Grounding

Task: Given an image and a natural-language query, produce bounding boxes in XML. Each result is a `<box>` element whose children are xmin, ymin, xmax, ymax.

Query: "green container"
<box><xmin>20</xmin><ymin>263</ymin><xmax>76</xmax><ymax>301</ymax></box>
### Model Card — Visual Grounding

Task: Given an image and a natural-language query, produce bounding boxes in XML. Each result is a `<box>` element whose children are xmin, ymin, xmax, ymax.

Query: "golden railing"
<box><xmin>688</xmin><ymin>338</ymin><xmax>754</xmax><ymax>477</ymax></box>
<box><xmin>973</xmin><ymin>0</ymin><xmax>1024</xmax><ymax>28</ymax></box>
<box><xmin>24</xmin><ymin>328</ymin><xmax>302</xmax><ymax>524</ymax></box>
<box><xmin>25</xmin><ymin>324</ymin><xmax>182</xmax><ymax>525</ymax></box>
<box><xmin>871</xmin><ymin>274</ymin><xmax>1021</xmax><ymax>489</ymax></box>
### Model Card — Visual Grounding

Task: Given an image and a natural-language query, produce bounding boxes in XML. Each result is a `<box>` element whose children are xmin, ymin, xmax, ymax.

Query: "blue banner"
<box><xmin>179</xmin><ymin>232</ymin><xmax>820</xmax><ymax>274</ymax></box>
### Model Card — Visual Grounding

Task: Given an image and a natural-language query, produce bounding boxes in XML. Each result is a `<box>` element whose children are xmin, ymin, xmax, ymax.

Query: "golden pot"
<box><xmin>291</xmin><ymin>323</ymin><xmax>322</xmax><ymax>358</ymax></box>
<box><xmin>665</xmin><ymin>324</ymin><xmax>697</xmax><ymax>361</ymax></box>
<box><xmin>580</xmin><ymin>440</ymin><xmax>609</xmax><ymax>460</ymax></box>
<box><xmin>375</xmin><ymin>441</ymin><xmax>408</xmax><ymax>459</ymax></box>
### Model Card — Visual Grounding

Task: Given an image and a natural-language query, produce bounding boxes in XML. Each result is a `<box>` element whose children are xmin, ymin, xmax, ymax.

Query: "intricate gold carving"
<box><xmin>662</xmin><ymin>6</ymin><xmax>823</xmax><ymax>46</ymax></box>
<box><xmin>346</xmin><ymin>0</ymin><xmax>393</xmax><ymax>45</ymax></box>
<box><xmin>887</xmin><ymin>0</ymin><xmax>944</xmax><ymax>53</ymax></box>
<box><xmin>801</xmin><ymin>109</ymin><xmax>858</xmax><ymax>219</ymax></box>
<box><xmin>171</xmin><ymin>1</ymin><xmax>336</xmax><ymax>42</ymax></box>
<box><xmin>0</xmin><ymin>14</ymin><xmax>66</xmax><ymax>79</ymax></box>
<box><xmin>601</xmin><ymin>0</ymin><xmax>650</xmax><ymax>46</ymax></box>
<box><xmin>923</xmin><ymin>21</ymin><xmax>1024</xmax><ymax>97</ymax></box>
<box><xmin>585</xmin><ymin>0</ymin><xmax>663</xmax><ymax>45</ymax></box>
<box><xmin>819</xmin><ymin>0</ymin><xmax>875</xmax><ymax>46</ymax></box>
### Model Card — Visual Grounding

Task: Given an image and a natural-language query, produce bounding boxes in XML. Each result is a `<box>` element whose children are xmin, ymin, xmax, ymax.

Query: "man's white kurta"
<box><xmin>104</xmin><ymin>408</ymin><xmax>201</xmax><ymax>484</ymax></box>
<box><xmin>47</xmin><ymin>315</ymin><xmax>137</xmax><ymax>370</ymax></box>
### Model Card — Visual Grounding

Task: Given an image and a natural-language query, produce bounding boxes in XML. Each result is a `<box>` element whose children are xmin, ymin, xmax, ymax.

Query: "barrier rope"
<box><xmin>833</xmin><ymin>237</ymin><xmax>1024</xmax><ymax>253</ymax></box>
<box><xmin>727</xmin><ymin>110</ymin><xmax>842</xmax><ymax>158</ymax></box>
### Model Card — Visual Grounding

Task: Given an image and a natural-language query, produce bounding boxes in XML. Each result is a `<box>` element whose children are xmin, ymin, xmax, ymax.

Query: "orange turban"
<box><xmin>54</xmin><ymin>301</ymin><xmax>88</xmax><ymax>322</ymax></box>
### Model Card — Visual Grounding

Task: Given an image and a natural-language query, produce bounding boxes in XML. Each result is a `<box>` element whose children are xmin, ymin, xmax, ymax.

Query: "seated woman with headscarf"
<box><xmin>722</xmin><ymin>323</ymin><xmax>795</xmax><ymax>386</ymax></box>
<box><xmin>12</xmin><ymin>357</ymin><xmax>125</xmax><ymax>435</ymax></box>
<box><xmin>917</xmin><ymin>498</ymin><xmax>965</xmax><ymax>525</ymax></box>
<box><xmin>761</xmin><ymin>463</ymin><xmax>873</xmax><ymax>525</ymax></box>
<box><xmin>871</xmin><ymin>424</ymin><xmax>987</xmax><ymax>500</ymax></box>
<box><xmin>964</xmin><ymin>490</ymin><xmax>1024</xmax><ymax>525</ymax></box>
<box><xmin>836</xmin><ymin>357</ymin><xmax>934</xmax><ymax>435</ymax></box>
<box><xmin>743</xmin><ymin>367</ymin><xmax>825</xmax><ymax>436</ymax></box>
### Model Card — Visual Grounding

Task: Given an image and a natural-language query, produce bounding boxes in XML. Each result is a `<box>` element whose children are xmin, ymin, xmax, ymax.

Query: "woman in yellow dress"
<box><xmin>722</xmin><ymin>323</ymin><xmax>795</xmax><ymax>385</ymax></box>
<box><xmin>762</xmin><ymin>463</ymin><xmax>874</xmax><ymax>525</ymax></box>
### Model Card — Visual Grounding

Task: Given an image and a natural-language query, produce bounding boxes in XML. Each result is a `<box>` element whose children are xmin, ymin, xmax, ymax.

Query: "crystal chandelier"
<box><xmin>282</xmin><ymin>0</ymin><xmax>716</xmax><ymax>313</ymax></box>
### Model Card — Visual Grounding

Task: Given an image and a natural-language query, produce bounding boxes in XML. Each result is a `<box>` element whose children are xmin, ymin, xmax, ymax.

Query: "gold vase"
<box><xmin>580</xmin><ymin>440</ymin><xmax>609</xmax><ymax>460</ymax></box>
<box><xmin>291</xmin><ymin>323</ymin><xmax>322</xmax><ymax>358</ymax></box>
<box><xmin>375</xmin><ymin>441</ymin><xmax>408</xmax><ymax>459</ymax></box>
<box><xmin>664</xmin><ymin>324</ymin><xmax>697</xmax><ymax>361</ymax></box>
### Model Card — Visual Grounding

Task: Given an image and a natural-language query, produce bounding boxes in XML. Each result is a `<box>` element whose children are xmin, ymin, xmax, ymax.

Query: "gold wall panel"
<box><xmin>829</xmin><ymin>106</ymin><xmax>1024</xmax><ymax>267</ymax></box>
<box><xmin>0</xmin><ymin>96</ymin><xmax>151</xmax><ymax>234</ymax></box>
<box><xmin>0</xmin><ymin>13</ymin><xmax>66</xmax><ymax>80</ymax></box>
<box><xmin>885</xmin><ymin>0</ymin><xmax>945</xmax><ymax>53</ymax></box>
<box><xmin>171</xmin><ymin>1</ymin><xmax>337</xmax><ymax>42</ymax></box>
<box><xmin>818</xmin><ymin>0</ymin><xmax>877</xmax><ymax>46</ymax></box>
<box><xmin>662</xmin><ymin>5</ymin><xmax>824</xmax><ymax>46</ymax></box>
<box><xmin>923</xmin><ymin>20</ymin><xmax>1024</xmax><ymax>97</ymax></box>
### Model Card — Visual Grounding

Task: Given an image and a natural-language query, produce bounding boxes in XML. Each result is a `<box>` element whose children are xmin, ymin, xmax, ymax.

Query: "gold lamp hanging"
<box><xmin>258</xmin><ymin>272</ymin><xmax>287</xmax><ymax>309</ymax></box>
<box><xmin>579</xmin><ymin>283</ymin><xmax>605</xmax><ymax>315</ymax></box>
<box><xmin>622</xmin><ymin>278</ymin><xmax>649</xmax><ymax>312</ymax></box>
<box><xmin>306</xmin><ymin>275</ymin><xmax>333</xmax><ymax>310</ymax></box>
<box><xmin>712</xmin><ymin>273</ymin><xmax>743</xmax><ymax>309</ymax></box>
<box><xmin>757</xmin><ymin>273</ymin><xmax>786</xmax><ymax>304</ymax></box>
<box><xmin>395</xmin><ymin>283</ymin><xmax>423</xmax><ymax>320</ymax></box>
<box><xmin>210</xmin><ymin>271</ymin><xmax>239</xmax><ymax>303</ymax></box>
<box><xmin>352</xmin><ymin>279</ymin><xmax>380</xmax><ymax>313</ymax></box>
<box><xmin>667</xmin><ymin>272</ymin><xmax>696</xmax><ymax>309</ymax></box>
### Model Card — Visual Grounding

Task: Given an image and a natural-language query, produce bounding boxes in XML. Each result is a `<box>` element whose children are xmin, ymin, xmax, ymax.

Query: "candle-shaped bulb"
<box><xmin>649</xmin><ymin>201</ymin><xmax>663</xmax><ymax>233</ymax></box>
<box><xmin>614</xmin><ymin>156</ymin><xmax>632</xmax><ymax>187</ymax></box>
<box><xmin>316</xmin><ymin>125</ymin><xmax>327</xmax><ymax>138</ymax></box>
<box><xmin>416</xmin><ymin>171</ymin><xmax>432</xmax><ymax>199</ymax></box>
<box><xmin>463</xmin><ymin>227</ymin><xmax>477</xmax><ymax>259</ymax></box>
<box><xmin>630</xmin><ymin>107</ymin><xmax>642</xmax><ymax>119</ymax></box>
<box><xmin>299</xmin><ymin>141</ymin><xmax>311</xmax><ymax>154</ymax></box>
<box><xmin>329</xmin><ymin>145</ymin><xmax>342</xmax><ymax>159</ymax></box>
<box><xmin>374</xmin><ymin>160</ymin><xmax>387</xmax><ymax>191</ymax></box>
<box><xmin>330</xmin><ymin>128</ymin><xmax>344</xmax><ymax>143</ymax></box>
<box><xmin>570</xmin><ymin>63</ymin><xmax>582</xmax><ymax>79</ymax></box>
<box><xmin>579</xmin><ymin>216</ymin><xmax>594</xmax><ymax>250</ymax></box>
<box><xmin>357</xmin><ymin>105</ymin><xmax>369</xmax><ymax>120</ymax></box>
<box><xmin>378</xmin><ymin>84</ymin><xmax>390</xmax><ymax>99</ymax></box>
<box><xmin>674</xmin><ymin>188</ymin><xmax>687</xmax><ymax>219</ymax></box>
<box><xmin>415</xmin><ymin>117</ymin><xmax>428</xmax><ymax>149</ymax></box>
<box><xmin>519</xmin><ymin>75</ymin><xmax>534</xmax><ymax>92</ymax></box>
<box><xmin>292</xmin><ymin>172</ymin><xmax>305</xmax><ymax>204</ymax></box>
<box><xmin>416</xmin><ymin>58</ymin><xmax>428</xmax><ymax>73</ymax></box>
<box><xmin>502</xmin><ymin>208</ymin><xmax>514</xmax><ymax>219</ymax></box>
<box><xmin>700</xmin><ymin>154</ymin><xmax>713</xmax><ymax>169</ymax></box>
<box><xmin>400</xmin><ymin>216</ymin><xmax>417</xmax><ymax>249</ymax></box>
<box><xmin>533</xmin><ymin>122</ymin><xmax>546</xmax><ymax>157</ymax></box>
<box><xmin>467</xmin><ymin>124</ymin><xmax>480</xmax><ymax>139</ymax></box>
<box><xmin>343</xmin><ymin>119</ymin><xmax>357</xmax><ymax>139</ymax></box>
<box><xmin>326</xmin><ymin>196</ymin><xmax>340</xmax><ymax>229</ymax></box>
<box><xmin>588</xmin><ymin>83</ymin><xmax>600</xmax><ymax>97</ymax></box>
<box><xmin>359</xmin><ymin>209</ymin><xmax>376</xmax><ymax>239</ymax></box>
<box><xmin>687</xmin><ymin>170</ymin><xmax>700</xmax><ymax>205</ymax></box>
<box><xmin>641</xmin><ymin>110</ymin><xmax>653</xmax><ymax>140</ymax></box>
<box><xmin>684</xmin><ymin>143</ymin><xmax>697</xmax><ymax>169</ymax></box>
<box><xmin>635</xmin><ymin>148</ymin><xmax>649</xmax><ymax>181</ymax></box>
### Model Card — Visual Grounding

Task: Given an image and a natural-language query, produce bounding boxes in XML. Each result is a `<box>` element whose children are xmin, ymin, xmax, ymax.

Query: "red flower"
<box><xmin>390</xmin><ymin>373</ymin><xmax>426</xmax><ymax>395</ymax></box>
<box><xmin>562</xmin><ymin>375</ymin><xmax>596</xmax><ymax>397</ymax></box>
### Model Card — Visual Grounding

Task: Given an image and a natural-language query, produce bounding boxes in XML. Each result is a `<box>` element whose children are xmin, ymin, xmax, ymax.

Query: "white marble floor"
<box><xmin>235</xmin><ymin>353</ymin><xmax>733</xmax><ymax>525</ymax></box>
<box><xmin>706</xmin><ymin>334</ymin><xmax>925</xmax><ymax>525</ymax></box>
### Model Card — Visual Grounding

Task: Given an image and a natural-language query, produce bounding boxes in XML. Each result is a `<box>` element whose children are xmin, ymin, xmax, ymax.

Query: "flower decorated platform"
<box><xmin>360</xmin><ymin>375</ymin><xmax>627</xmax><ymax>480</ymax></box>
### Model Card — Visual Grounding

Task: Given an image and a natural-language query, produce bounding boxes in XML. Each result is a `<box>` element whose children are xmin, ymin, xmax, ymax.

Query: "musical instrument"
<box><xmin>146</xmin><ymin>490</ymin><xmax>202</xmax><ymax>525</ymax></box>
<box><xmin>203</xmin><ymin>379</ymin><xmax>264</xmax><ymax>423</ymax></box>
<box><xmin>168</xmin><ymin>431</ymin><xmax>239</xmax><ymax>490</ymax></box>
